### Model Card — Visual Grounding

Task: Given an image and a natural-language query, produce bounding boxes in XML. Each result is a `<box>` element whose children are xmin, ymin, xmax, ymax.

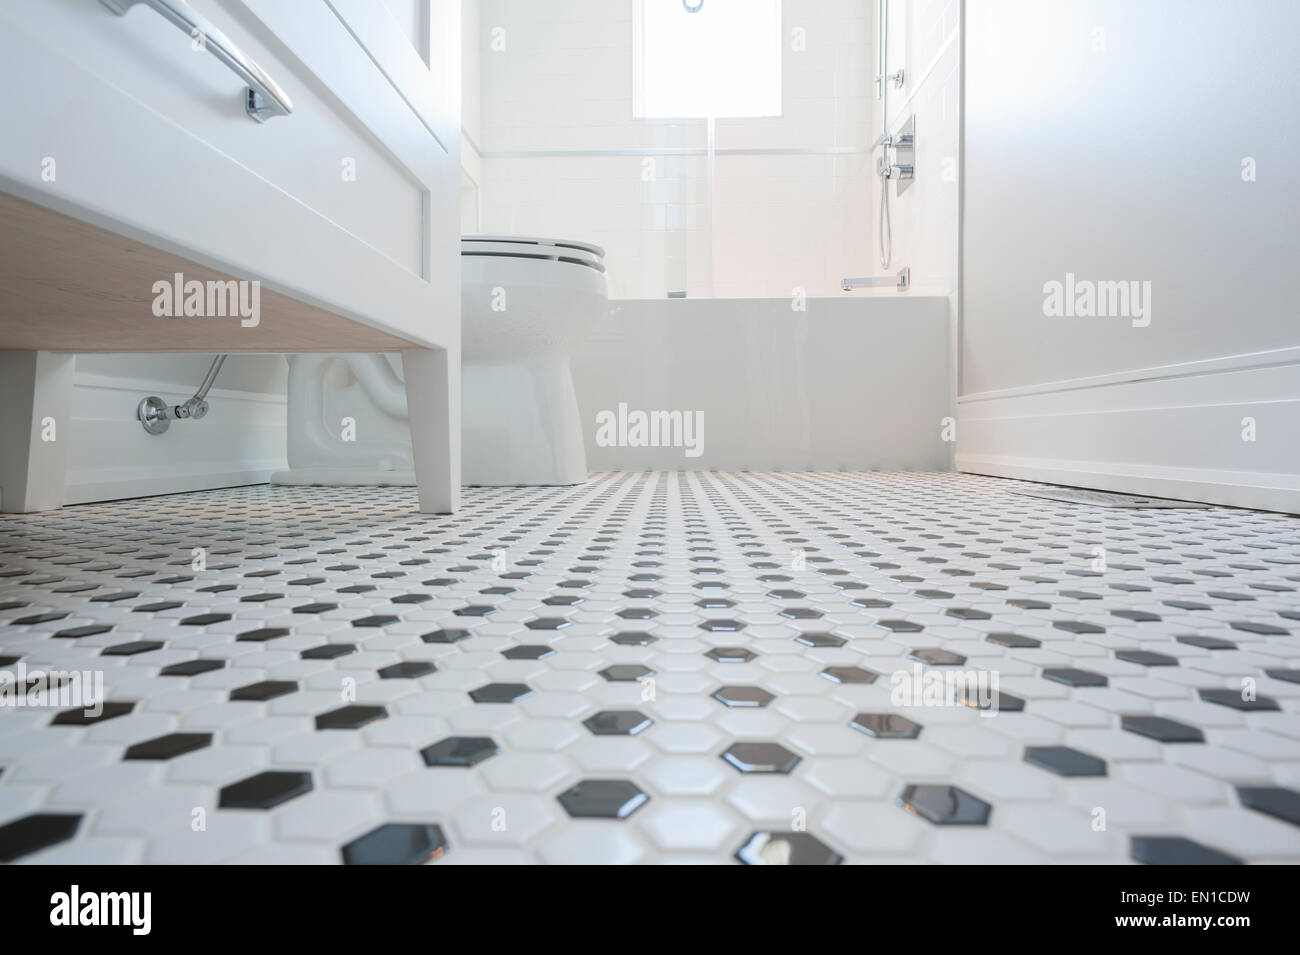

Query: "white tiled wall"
<box><xmin>870</xmin><ymin>0</ymin><xmax>961</xmax><ymax>462</ymax></box>
<box><xmin>469</xmin><ymin>0</ymin><xmax>875</xmax><ymax>298</ymax></box>
<box><xmin>877</xmin><ymin>0</ymin><xmax>960</xmax><ymax>296</ymax></box>
<box><xmin>461</xmin><ymin>0</ymin><xmax>483</xmax><ymax>230</ymax></box>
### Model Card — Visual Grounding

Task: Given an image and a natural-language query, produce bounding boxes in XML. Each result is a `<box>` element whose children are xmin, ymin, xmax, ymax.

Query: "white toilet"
<box><xmin>271</xmin><ymin>235</ymin><xmax>607</xmax><ymax>488</ymax></box>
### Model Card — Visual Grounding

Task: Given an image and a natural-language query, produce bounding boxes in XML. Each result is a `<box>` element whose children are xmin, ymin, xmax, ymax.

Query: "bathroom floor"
<box><xmin>1</xmin><ymin>471</ymin><xmax>1298</xmax><ymax>865</ymax></box>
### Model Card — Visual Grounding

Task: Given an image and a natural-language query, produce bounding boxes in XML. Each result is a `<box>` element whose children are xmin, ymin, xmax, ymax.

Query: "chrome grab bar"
<box><xmin>841</xmin><ymin>267</ymin><xmax>910</xmax><ymax>292</ymax></box>
<box><xmin>100</xmin><ymin>0</ymin><xmax>293</xmax><ymax>122</ymax></box>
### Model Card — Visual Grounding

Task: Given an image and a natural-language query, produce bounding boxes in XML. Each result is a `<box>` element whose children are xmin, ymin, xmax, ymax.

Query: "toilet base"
<box><xmin>462</xmin><ymin>356</ymin><xmax>590</xmax><ymax>486</ymax></box>
<box><xmin>272</xmin><ymin>349</ymin><xmax>593</xmax><ymax>489</ymax></box>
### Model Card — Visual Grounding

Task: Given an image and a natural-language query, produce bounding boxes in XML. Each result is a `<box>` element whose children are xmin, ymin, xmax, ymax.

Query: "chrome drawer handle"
<box><xmin>100</xmin><ymin>0</ymin><xmax>293</xmax><ymax>122</ymax></box>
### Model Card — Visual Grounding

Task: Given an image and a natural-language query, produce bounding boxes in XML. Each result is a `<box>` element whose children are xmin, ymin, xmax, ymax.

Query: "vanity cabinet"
<box><xmin>0</xmin><ymin>0</ymin><xmax>461</xmax><ymax>512</ymax></box>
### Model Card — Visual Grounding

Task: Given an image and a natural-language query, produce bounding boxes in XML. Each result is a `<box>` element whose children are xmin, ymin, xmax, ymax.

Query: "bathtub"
<box><xmin>573</xmin><ymin>294</ymin><xmax>954</xmax><ymax>472</ymax></box>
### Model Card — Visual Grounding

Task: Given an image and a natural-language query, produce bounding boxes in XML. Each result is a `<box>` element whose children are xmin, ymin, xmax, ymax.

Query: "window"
<box><xmin>633</xmin><ymin>0</ymin><xmax>782</xmax><ymax>119</ymax></box>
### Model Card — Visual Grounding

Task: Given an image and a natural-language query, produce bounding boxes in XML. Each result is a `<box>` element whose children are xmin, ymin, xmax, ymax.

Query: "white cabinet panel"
<box><xmin>0</xmin><ymin>0</ymin><xmax>460</xmax><ymax>349</ymax></box>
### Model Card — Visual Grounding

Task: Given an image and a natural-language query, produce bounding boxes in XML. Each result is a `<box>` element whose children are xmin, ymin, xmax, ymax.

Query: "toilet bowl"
<box><xmin>270</xmin><ymin>235</ymin><xmax>607</xmax><ymax>488</ymax></box>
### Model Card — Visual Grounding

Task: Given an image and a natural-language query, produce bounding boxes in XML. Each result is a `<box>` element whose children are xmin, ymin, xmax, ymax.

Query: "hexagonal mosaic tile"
<box><xmin>0</xmin><ymin>472</ymin><xmax>1297</xmax><ymax>864</ymax></box>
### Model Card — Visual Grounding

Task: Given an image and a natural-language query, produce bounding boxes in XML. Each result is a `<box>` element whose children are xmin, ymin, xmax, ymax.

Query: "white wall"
<box><xmin>474</xmin><ymin>0</ymin><xmax>875</xmax><ymax>298</ymax></box>
<box><xmin>958</xmin><ymin>0</ymin><xmax>1300</xmax><ymax>512</ymax></box>
<box><xmin>66</xmin><ymin>354</ymin><xmax>286</xmax><ymax>504</ymax></box>
<box><xmin>877</xmin><ymin>0</ymin><xmax>960</xmax><ymax>295</ymax></box>
<box><xmin>461</xmin><ymin>0</ymin><xmax>483</xmax><ymax>229</ymax></box>
<box><xmin>855</xmin><ymin>0</ymin><xmax>962</xmax><ymax>467</ymax></box>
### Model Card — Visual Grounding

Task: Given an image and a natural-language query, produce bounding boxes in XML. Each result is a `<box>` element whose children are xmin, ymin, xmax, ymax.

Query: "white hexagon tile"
<box><xmin>1</xmin><ymin>472</ymin><xmax>1298</xmax><ymax>865</ymax></box>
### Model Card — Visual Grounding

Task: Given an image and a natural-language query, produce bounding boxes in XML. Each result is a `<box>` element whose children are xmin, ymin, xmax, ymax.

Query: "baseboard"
<box><xmin>65</xmin><ymin>469</ymin><xmax>277</xmax><ymax>505</ymax></box>
<box><xmin>955</xmin><ymin>453</ymin><xmax>1300</xmax><ymax>514</ymax></box>
<box><xmin>956</xmin><ymin>347</ymin><xmax>1300</xmax><ymax>514</ymax></box>
<box><xmin>65</xmin><ymin>370</ymin><xmax>286</xmax><ymax>505</ymax></box>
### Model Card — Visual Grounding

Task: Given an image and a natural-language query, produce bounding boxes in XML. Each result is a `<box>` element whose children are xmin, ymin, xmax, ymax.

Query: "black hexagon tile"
<box><xmin>219</xmin><ymin>771</ymin><xmax>313</xmax><ymax>809</ymax></box>
<box><xmin>123</xmin><ymin>733</ymin><xmax>213</xmax><ymax>760</ymax></box>
<box><xmin>469</xmin><ymin>683</ymin><xmax>533</xmax><ymax>704</ymax></box>
<box><xmin>735</xmin><ymin>831</ymin><xmax>843</xmax><ymax>865</ymax></box>
<box><xmin>1053</xmin><ymin>620</ymin><xmax>1105</xmax><ymax>634</ymax></box>
<box><xmin>705</xmin><ymin>647</ymin><xmax>756</xmax><ymax>663</ymax></box>
<box><xmin>981</xmin><ymin>687</ymin><xmax>1027</xmax><ymax>713</ymax></box>
<box><xmin>583</xmin><ymin>710</ymin><xmax>652</xmax><ymax>735</ymax></box>
<box><xmin>713</xmin><ymin>685</ymin><xmax>775</xmax><ymax>707</ymax></box>
<box><xmin>421</xmin><ymin>628</ymin><xmax>473</xmax><ymax>644</ymax></box>
<box><xmin>557</xmin><ymin>780</ymin><xmax>649</xmax><ymax>819</ymax></box>
<box><xmin>160</xmin><ymin>659</ymin><xmax>225</xmax><ymax>676</ymax></box>
<box><xmin>102</xmin><ymin>641</ymin><xmax>164</xmax><ymax>657</ymax></box>
<box><xmin>1024</xmin><ymin>745</ymin><xmax>1107</xmax><ymax>777</ymax></box>
<box><xmin>231</xmin><ymin>681</ymin><xmax>298</xmax><ymax>702</ymax></box>
<box><xmin>0</xmin><ymin>813</ymin><xmax>82</xmax><ymax>862</ymax></box>
<box><xmin>1115</xmin><ymin>649</ymin><xmax>1179</xmax><ymax>666</ymax></box>
<box><xmin>876</xmin><ymin>619</ymin><xmax>924</xmax><ymax>633</ymax></box>
<box><xmin>851</xmin><ymin>713</ymin><xmax>922</xmax><ymax>739</ymax></box>
<box><xmin>898</xmin><ymin>784</ymin><xmax>992</xmax><ymax>825</ymax></box>
<box><xmin>1197</xmin><ymin>688</ymin><xmax>1279</xmax><ymax>711</ymax></box>
<box><xmin>525</xmin><ymin>617</ymin><xmax>571</xmax><ymax>631</ymax></box>
<box><xmin>909</xmin><ymin>647</ymin><xmax>967</xmax><ymax>666</ymax></box>
<box><xmin>795</xmin><ymin>632</ymin><xmax>846</xmax><ymax>647</ymax></box>
<box><xmin>421</xmin><ymin>736</ymin><xmax>499</xmax><ymax>767</ymax></box>
<box><xmin>1230</xmin><ymin>620</ymin><xmax>1289</xmax><ymax>635</ymax></box>
<box><xmin>1043</xmin><ymin>667</ymin><xmax>1108</xmax><ymax>688</ymax></box>
<box><xmin>316</xmin><ymin>705</ymin><xmax>388</xmax><ymax>729</ymax></box>
<box><xmin>53</xmin><ymin>624</ymin><xmax>112</xmax><ymax>639</ymax></box>
<box><xmin>181</xmin><ymin>612</ymin><xmax>231</xmax><ymax>626</ymax></box>
<box><xmin>1130</xmin><ymin>836</ymin><xmax>1241</xmax><ymax>865</ymax></box>
<box><xmin>378</xmin><ymin>662</ymin><xmax>436</xmax><ymax>679</ymax></box>
<box><xmin>600</xmin><ymin>664</ymin><xmax>654</xmax><ymax>682</ymax></box>
<box><xmin>779</xmin><ymin>607</ymin><xmax>822</xmax><ymax>620</ymax></box>
<box><xmin>503</xmin><ymin>644</ymin><xmax>555</xmax><ymax>660</ymax></box>
<box><xmin>352</xmin><ymin>615</ymin><xmax>399</xmax><ymax>628</ymax></box>
<box><xmin>610</xmin><ymin>632</ymin><xmax>656</xmax><ymax>646</ymax></box>
<box><xmin>1121</xmin><ymin>715</ymin><xmax>1205</xmax><ymax>743</ymax></box>
<box><xmin>616</xmin><ymin>608</ymin><xmax>655</xmax><ymax>620</ymax></box>
<box><xmin>238</xmin><ymin>627</ymin><xmax>290</xmax><ymax>643</ymax></box>
<box><xmin>342</xmin><ymin>823</ymin><xmax>448</xmax><ymax>865</ymax></box>
<box><xmin>820</xmin><ymin>665</ymin><xmax>878</xmax><ymax>684</ymax></box>
<box><xmin>721</xmin><ymin>742</ymin><xmax>801</xmax><ymax>774</ymax></box>
<box><xmin>1178</xmin><ymin>635</ymin><xmax>1236</xmax><ymax>650</ymax></box>
<box><xmin>51</xmin><ymin>701</ymin><xmax>135</xmax><ymax>726</ymax></box>
<box><xmin>1236</xmin><ymin>786</ymin><xmax>1300</xmax><ymax>827</ymax></box>
<box><xmin>302</xmin><ymin>644</ymin><xmax>357</xmax><ymax>660</ymax></box>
